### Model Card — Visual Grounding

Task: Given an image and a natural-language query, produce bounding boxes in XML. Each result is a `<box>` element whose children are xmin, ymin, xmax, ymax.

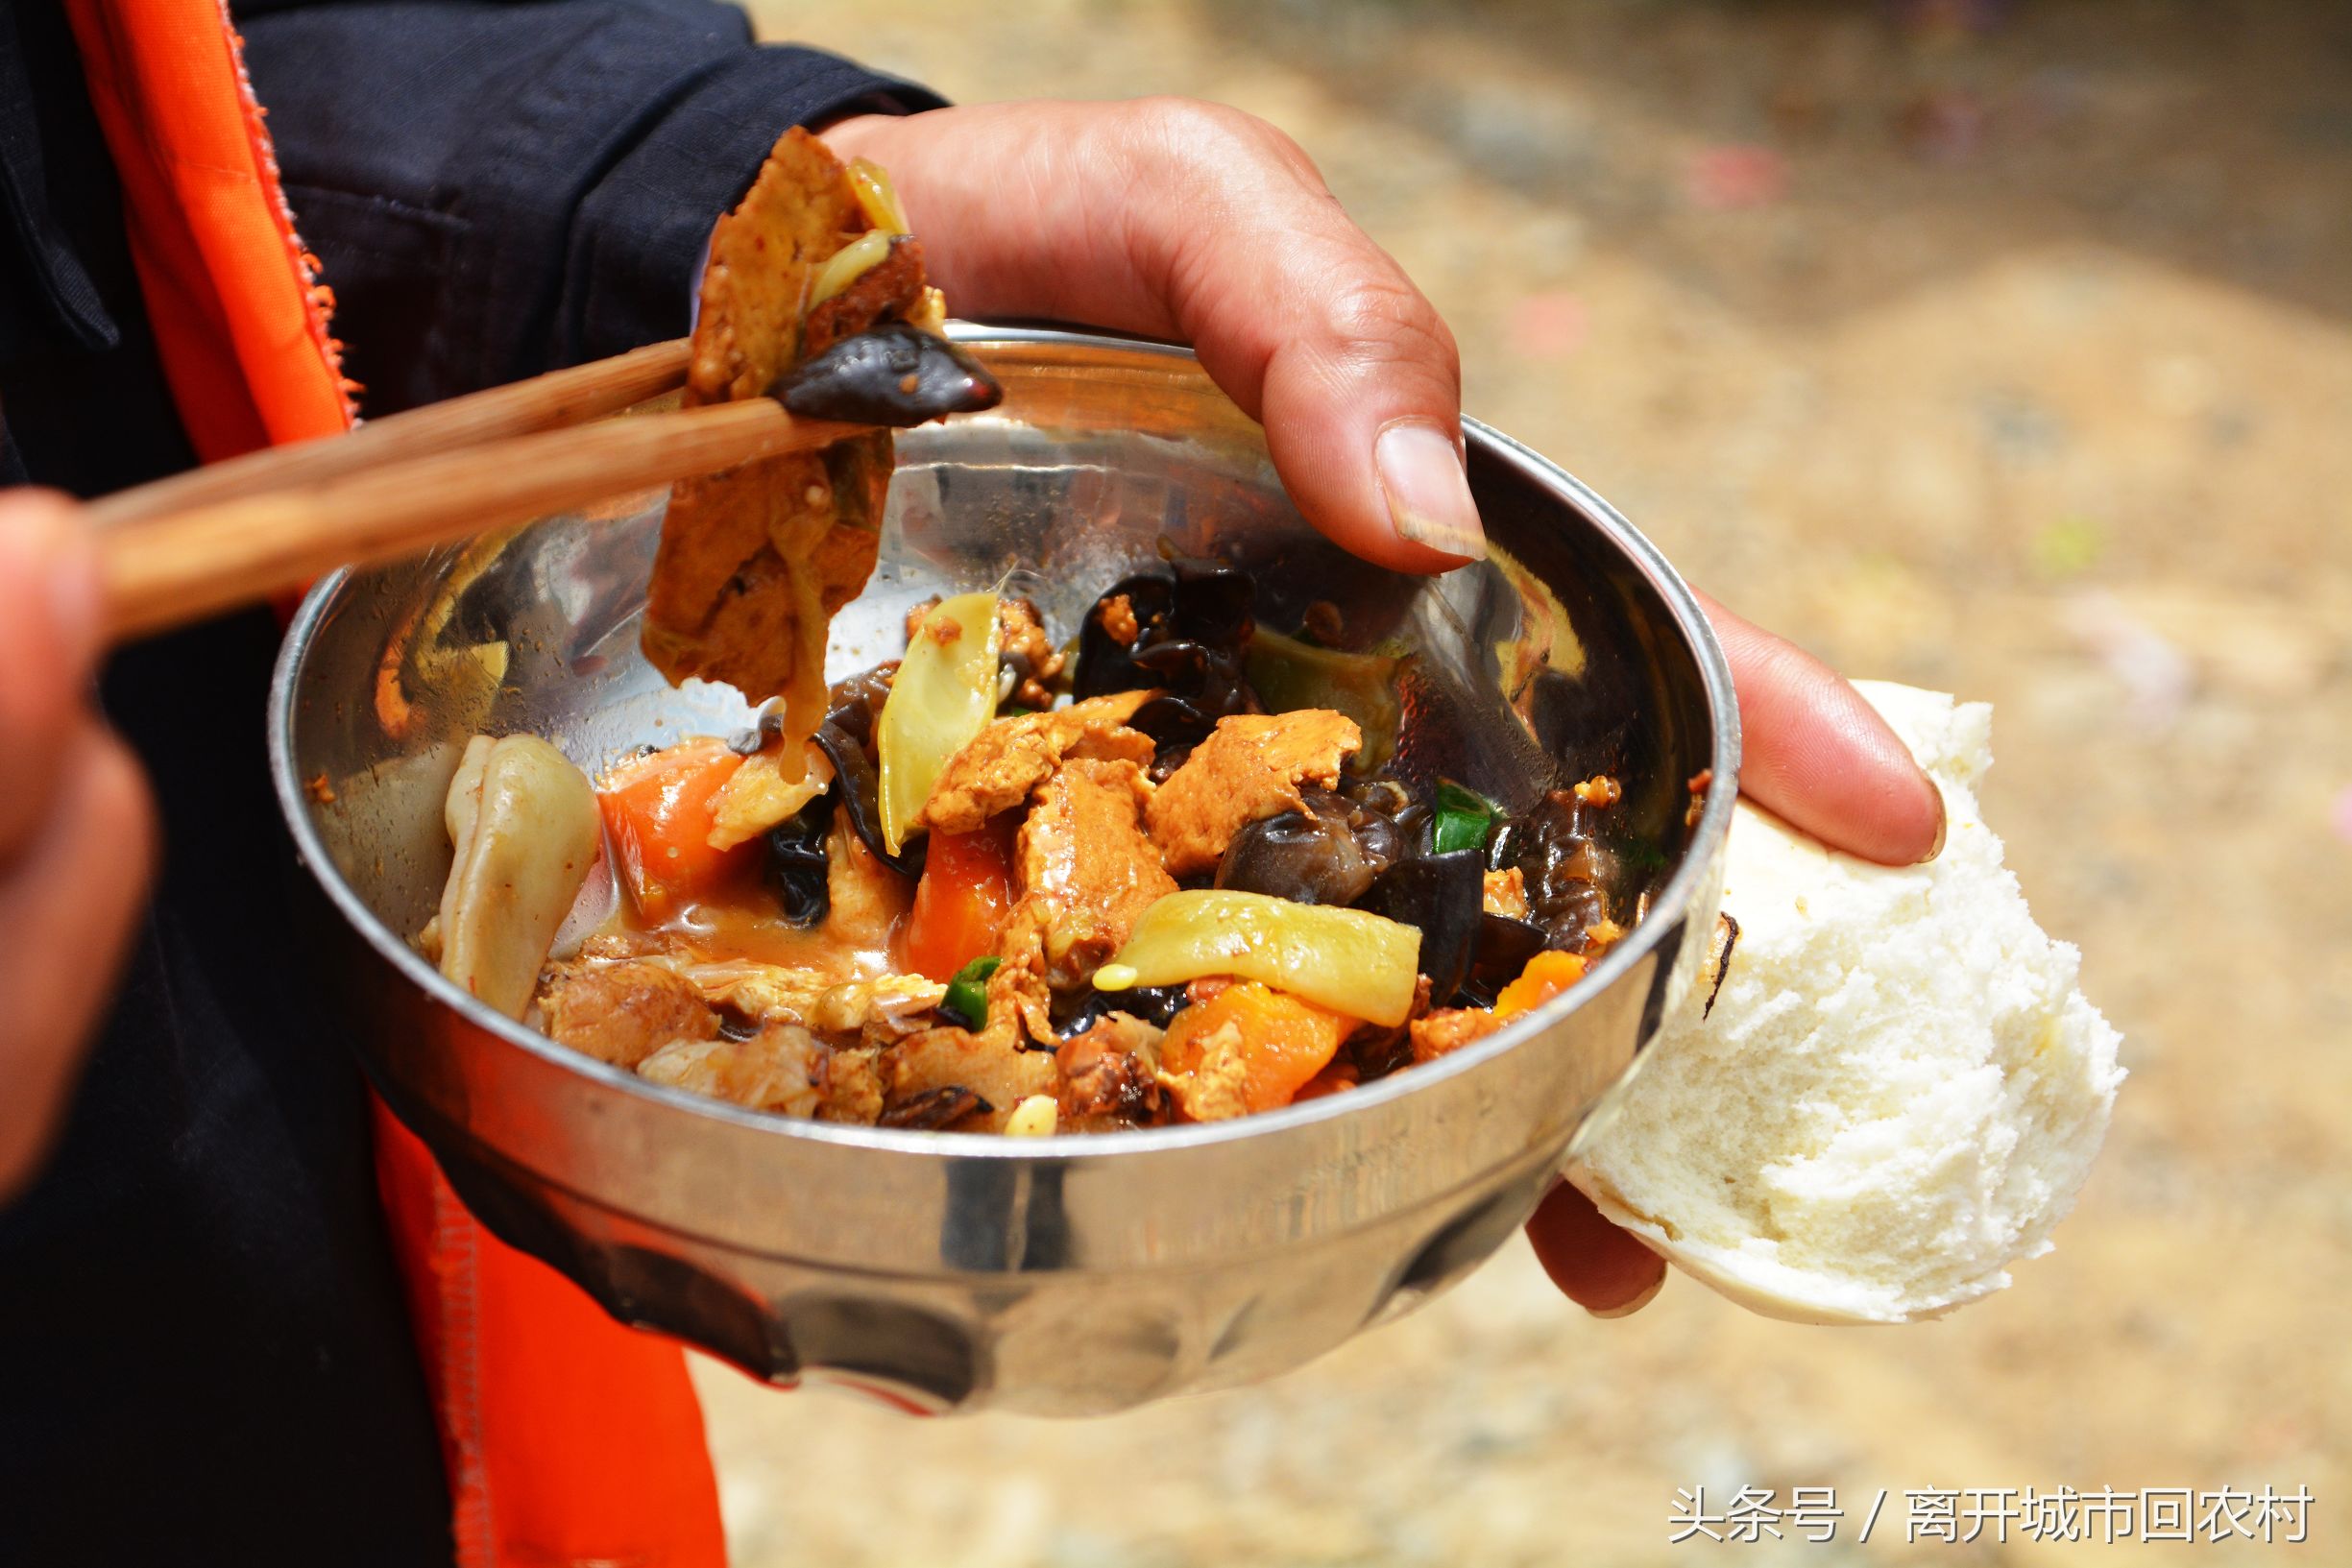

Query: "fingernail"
<box><xmin>1376</xmin><ymin>420</ymin><xmax>1486</xmax><ymax>562</ymax></box>
<box><xmin>1915</xmin><ymin>777</ymin><xmax>1949</xmax><ymax>865</ymax></box>
<box><xmin>1587</xmin><ymin>1273</ymin><xmax>1665</xmax><ymax>1319</ymax></box>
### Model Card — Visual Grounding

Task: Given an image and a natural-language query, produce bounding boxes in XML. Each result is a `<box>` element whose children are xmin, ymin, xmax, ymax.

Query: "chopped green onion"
<box><xmin>1432</xmin><ymin>808</ymin><xmax>1489</xmax><ymax>856</ymax></box>
<box><xmin>939</xmin><ymin>954</ymin><xmax>1002</xmax><ymax>1030</ymax></box>
<box><xmin>1431</xmin><ymin>780</ymin><xmax>1497</xmax><ymax>856</ymax></box>
<box><xmin>1434</xmin><ymin>780</ymin><xmax>1495</xmax><ymax>816</ymax></box>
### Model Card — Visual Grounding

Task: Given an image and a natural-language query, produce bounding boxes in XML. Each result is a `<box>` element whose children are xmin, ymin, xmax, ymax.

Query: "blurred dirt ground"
<box><xmin>706</xmin><ymin>3</ymin><xmax>2352</xmax><ymax>1562</ymax></box>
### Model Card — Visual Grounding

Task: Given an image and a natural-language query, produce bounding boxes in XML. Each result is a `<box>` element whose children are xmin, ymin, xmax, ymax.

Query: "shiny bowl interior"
<box><xmin>269</xmin><ymin>326</ymin><xmax>1737</xmax><ymax>1414</ymax></box>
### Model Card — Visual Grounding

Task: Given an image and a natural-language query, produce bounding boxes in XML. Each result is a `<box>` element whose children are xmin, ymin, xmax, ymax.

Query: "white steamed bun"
<box><xmin>1566</xmin><ymin>682</ymin><xmax>2123</xmax><ymax>1323</ymax></box>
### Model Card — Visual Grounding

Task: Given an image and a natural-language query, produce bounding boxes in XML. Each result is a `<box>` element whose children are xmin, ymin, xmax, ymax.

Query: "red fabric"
<box><xmin>61</xmin><ymin>0</ymin><xmax>352</xmax><ymax>460</ymax></box>
<box><xmin>63</xmin><ymin>5</ymin><xmax>728</xmax><ymax>1563</ymax></box>
<box><xmin>374</xmin><ymin>1107</ymin><xmax>730</xmax><ymax>1568</ymax></box>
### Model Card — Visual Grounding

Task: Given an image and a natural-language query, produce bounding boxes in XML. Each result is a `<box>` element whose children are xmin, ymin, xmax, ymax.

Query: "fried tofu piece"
<box><xmin>984</xmin><ymin>915</ymin><xmax>1059</xmax><ymax>1047</ymax></box>
<box><xmin>639</xmin><ymin>1024</ymin><xmax>883</xmax><ymax>1123</ymax></box>
<box><xmin>679</xmin><ymin>128</ymin><xmax>854</xmax><ymax>407</ymax></box>
<box><xmin>542</xmin><ymin>959</ymin><xmax>719</xmax><ymax>1070</ymax></box>
<box><xmin>1014</xmin><ymin>758</ymin><xmax>1176</xmax><ymax>988</ymax></box>
<box><xmin>644</xmin><ymin>128</ymin><xmax>906</xmax><ymax>755</ymax></box>
<box><xmin>1409</xmin><ymin>1006</ymin><xmax>1504</xmax><ymax>1064</ymax></box>
<box><xmin>966</xmin><ymin>752</ymin><xmax>1173</xmax><ymax>1049</ymax></box>
<box><xmin>1145</xmin><ymin>710</ymin><xmax>1362</xmax><ymax>875</ymax></box>
<box><xmin>917</xmin><ymin>690</ymin><xmax>1158</xmax><ymax>835</ymax></box>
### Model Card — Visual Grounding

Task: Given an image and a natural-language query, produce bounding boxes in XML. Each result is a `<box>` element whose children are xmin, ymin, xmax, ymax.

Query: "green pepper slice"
<box><xmin>1431</xmin><ymin>779</ymin><xmax>1497</xmax><ymax>856</ymax></box>
<box><xmin>939</xmin><ymin>954</ymin><xmax>1002</xmax><ymax>1030</ymax></box>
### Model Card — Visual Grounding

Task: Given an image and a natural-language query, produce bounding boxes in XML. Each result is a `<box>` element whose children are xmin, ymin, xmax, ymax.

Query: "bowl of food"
<box><xmin>269</xmin><ymin>315</ymin><xmax>1736</xmax><ymax>1414</ymax></box>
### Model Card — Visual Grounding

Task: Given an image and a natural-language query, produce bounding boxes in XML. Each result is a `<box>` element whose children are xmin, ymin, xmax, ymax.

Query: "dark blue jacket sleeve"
<box><xmin>233</xmin><ymin>0</ymin><xmax>945</xmax><ymax>412</ymax></box>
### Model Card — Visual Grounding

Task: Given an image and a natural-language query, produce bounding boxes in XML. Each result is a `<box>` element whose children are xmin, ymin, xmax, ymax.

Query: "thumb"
<box><xmin>0</xmin><ymin>488</ymin><xmax>104</xmax><ymax>860</ymax></box>
<box><xmin>1525</xmin><ymin>1179</ymin><xmax>1668</xmax><ymax>1317</ymax></box>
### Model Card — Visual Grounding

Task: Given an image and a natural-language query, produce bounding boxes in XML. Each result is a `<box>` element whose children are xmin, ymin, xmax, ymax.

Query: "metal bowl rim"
<box><xmin>266</xmin><ymin>325</ymin><xmax>1740</xmax><ymax>1164</ymax></box>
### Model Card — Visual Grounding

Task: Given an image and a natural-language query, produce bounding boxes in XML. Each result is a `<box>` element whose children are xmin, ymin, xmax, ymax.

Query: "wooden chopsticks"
<box><xmin>91</xmin><ymin>339</ymin><xmax>867</xmax><ymax>642</ymax></box>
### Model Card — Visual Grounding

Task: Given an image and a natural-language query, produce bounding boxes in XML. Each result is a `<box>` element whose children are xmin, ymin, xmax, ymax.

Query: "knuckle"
<box><xmin>1120</xmin><ymin>97</ymin><xmax>1318</xmax><ymax>187</ymax></box>
<box><xmin>1320</xmin><ymin>273</ymin><xmax>1460</xmax><ymax>378</ymax></box>
<box><xmin>1126</xmin><ymin>95</ymin><xmax>1249</xmax><ymax>145</ymax></box>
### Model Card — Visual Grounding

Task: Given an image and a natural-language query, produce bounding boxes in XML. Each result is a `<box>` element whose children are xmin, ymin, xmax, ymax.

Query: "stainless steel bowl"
<box><xmin>269</xmin><ymin>326</ymin><xmax>1737</xmax><ymax>1416</ymax></box>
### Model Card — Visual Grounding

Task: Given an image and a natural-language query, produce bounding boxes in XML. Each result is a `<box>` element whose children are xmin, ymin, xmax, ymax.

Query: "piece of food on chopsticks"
<box><xmin>642</xmin><ymin>128</ymin><xmax>997</xmax><ymax>782</ymax></box>
<box><xmin>406</xmin><ymin>134</ymin><xmax>1002</xmax><ymax>1067</ymax></box>
<box><xmin>423</xmin><ymin>557</ymin><xmax>1643</xmax><ymax>1134</ymax></box>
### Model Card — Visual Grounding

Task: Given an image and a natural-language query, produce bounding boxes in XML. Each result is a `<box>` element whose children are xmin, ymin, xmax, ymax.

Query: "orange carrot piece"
<box><xmin>900</xmin><ymin>820</ymin><xmax>1016</xmax><ymax>982</ymax></box>
<box><xmin>1160</xmin><ymin>980</ymin><xmax>1353</xmax><ymax>1115</ymax></box>
<box><xmin>599</xmin><ymin>737</ymin><xmax>753</xmax><ymax>920</ymax></box>
<box><xmin>1491</xmin><ymin>950</ymin><xmax>1588</xmax><ymax>1020</ymax></box>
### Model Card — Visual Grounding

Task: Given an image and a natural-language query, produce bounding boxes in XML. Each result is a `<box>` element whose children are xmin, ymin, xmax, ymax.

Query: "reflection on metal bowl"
<box><xmin>268</xmin><ymin>326</ymin><xmax>1736</xmax><ymax>1415</ymax></box>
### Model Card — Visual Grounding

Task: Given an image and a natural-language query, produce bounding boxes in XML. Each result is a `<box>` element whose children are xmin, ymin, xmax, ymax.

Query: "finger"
<box><xmin>0</xmin><ymin>490</ymin><xmax>102</xmax><ymax>861</ymax></box>
<box><xmin>1524</xmin><ymin>1179</ymin><xmax>1667</xmax><ymax>1317</ymax></box>
<box><xmin>1134</xmin><ymin>100</ymin><xmax>1480</xmax><ymax>571</ymax></box>
<box><xmin>0</xmin><ymin>719</ymin><xmax>157</xmax><ymax>1201</ymax></box>
<box><xmin>1700</xmin><ymin>592</ymin><xmax>1945</xmax><ymax>866</ymax></box>
<box><xmin>1243</xmin><ymin>255</ymin><xmax>1480</xmax><ymax>574</ymax></box>
<box><xmin>831</xmin><ymin>101</ymin><xmax>1481</xmax><ymax>574</ymax></box>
